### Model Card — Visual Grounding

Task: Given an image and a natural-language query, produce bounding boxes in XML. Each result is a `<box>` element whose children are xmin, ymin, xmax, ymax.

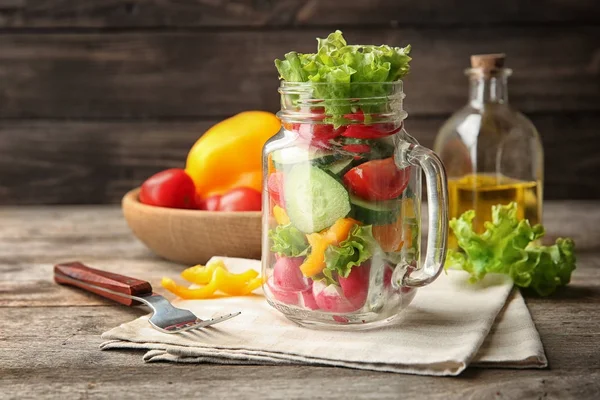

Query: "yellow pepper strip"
<box><xmin>300</xmin><ymin>233</ymin><xmax>330</xmax><ymax>277</ymax></box>
<box><xmin>214</xmin><ymin>266</ymin><xmax>259</xmax><ymax>285</ymax></box>
<box><xmin>246</xmin><ymin>277</ymin><xmax>264</xmax><ymax>292</ymax></box>
<box><xmin>402</xmin><ymin>224</ymin><xmax>413</xmax><ymax>250</ymax></box>
<box><xmin>180</xmin><ymin>262</ymin><xmax>220</xmax><ymax>285</ymax></box>
<box><xmin>373</xmin><ymin>222</ymin><xmax>412</xmax><ymax>253</ymax></box>
<box><xmin>401</xmin><ymin>197</ymin><xmax>416</xmax><ymax>219</ymax></box>
<box><xmin>273</xmin><ymin>205</ymin><xmax>290</xmax><ymax>225</ymax></box>
<box><xmin>300</xmin><ymin>218</ymin><xmax>359</xmax><ymax>277</ymax></box>
<box><xmin>163</xmin><ymin>260</ymin><xmax>262</xmax><ymax>299</ymax></box>
<box><xmin>161</xmin><ymin>277</ymin><xmax>219</xmax><ymax>299</ymax></box>
<box><xmin>212</xmin><ymin>267</ymin><xmax>262</xmax><ymax>296</ymax></box>
<box><xmin>324</xmin><ymin>217</ymin><xmax>360</xmax><ymax>244</ymax></box>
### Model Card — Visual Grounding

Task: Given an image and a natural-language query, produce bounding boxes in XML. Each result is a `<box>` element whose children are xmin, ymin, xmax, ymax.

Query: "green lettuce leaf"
<box><xmin>269</xmin><ymin>224</ymin><xmax>310</xmax><ymax>257</ymax></box>
<box><xmin>321</xmin><ymin>268</ymin><xmax>338</xmax><ymax>287</ymax></box>
<box><xmin>274</xmin><ymin>52</ymin><xmax>309</xmax><ymax>82</ymax></box>
<box><xmin>445</xmin><ymin>202</ymin><xmax>576</xmax><ymax>296</ymax></box>
<box><xmin>324</xmin><ymin>224</ymin><xmax>378</xmax><ymax>278</ymax></box>
<box><xmin>527</xmin><ymin>238</ymin><xmax>576</xmax><ymax>296</ymax></box>
<box><xmin>274</xmin><ymin>30</ymin><xmax>411</xmax><ymax>127</ymax></box>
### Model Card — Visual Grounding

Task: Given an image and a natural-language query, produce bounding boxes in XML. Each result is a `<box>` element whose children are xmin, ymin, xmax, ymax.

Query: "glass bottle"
<box><xmin>434</xmin><ymin>54</ymin><xmax>543</xmax><ymax>245</ymax></box>
<box><xmin>261</xmin><ymin>81</ymin><xmax>448</xmax><ymax>329</ymax></box>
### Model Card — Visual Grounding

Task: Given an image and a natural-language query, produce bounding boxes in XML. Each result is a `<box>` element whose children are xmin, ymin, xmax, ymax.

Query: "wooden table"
<box><xmin>2</xmin><ymin>202</ymin><xmax>600</xmax><ymax>399</ymax></box>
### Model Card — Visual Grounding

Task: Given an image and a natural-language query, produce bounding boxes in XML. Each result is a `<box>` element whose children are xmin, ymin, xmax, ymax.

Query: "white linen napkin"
<box><xmin>101</xmin><ymin>257</ymin><xmax>547</xmax><ymax>376</ymax></box>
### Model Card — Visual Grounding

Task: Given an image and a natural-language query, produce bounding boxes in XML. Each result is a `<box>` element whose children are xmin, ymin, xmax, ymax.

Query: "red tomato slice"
<box><xmin>342</xmin><ymin>123</ymin><xmax>401</xmax><ymax>139</ymax></box>
<box><xmin>343</xmin><ymin>158</ymin><xmax>411</xmax><ymax>201</ymax></box>
<box><xmin>267</xmin><ymin>172</ymin><xmax>285</xmax><ymax>207</ymax></box>
<box><xmin>139</xmin><ymin>168</ymin><xmax>197</xmax><ymax>209</ymax></box>
<box><xmin>343</xmin><ymin>109</ymin><xmax>365</xmax><ymax>121</ymax></box>
<box><xmin>341</xmin><ymin>144</ymin><xmax>371</xmax><ymax>154</ymax></box>
<box><xmin>310</xmin><ymin>107</ymin><xmax>326</xmax><ymax>117</ymax></box>
<box><xmin>292</xmin><ymin>123</ymin><xmax>346</xmax><ymax>149</ymax></box>
<box><xmin>218</xmin><ymin>187</ymin><xmax>262</xmax><ymax>212</ymax></box>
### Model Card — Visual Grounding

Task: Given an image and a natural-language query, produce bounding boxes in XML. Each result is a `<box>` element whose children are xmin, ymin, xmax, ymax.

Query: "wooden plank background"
<box><xmin>0</xmin><ymin>0</ymin><xmax>599</xmax><ymax>204</ymax></box>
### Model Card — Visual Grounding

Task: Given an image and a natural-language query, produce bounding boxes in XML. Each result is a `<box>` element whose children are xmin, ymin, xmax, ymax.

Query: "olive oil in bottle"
<box><xmin>448</xmin><ymin>174</ymin><xmax>541</xmax><ymax>233</ymax></box>
<box><xmin>434</xmin><ymin>54</ymin><xmax>544</xmax><ymax>246</ymax></box>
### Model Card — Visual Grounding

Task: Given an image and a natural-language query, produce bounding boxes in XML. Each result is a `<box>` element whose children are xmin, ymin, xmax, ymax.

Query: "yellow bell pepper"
<box><xmin>185</xmin><ymin>111</ymin><xmax>280</xmax><ymax>197</ymax></box>
<box><xmin>299</xmin><ymin>218</ymin><xmax>358</xmax><ymax>277</ymax></box>
<box><xmin>273</xmin><ymin>205</ymin><xmax>290</xmax><ymax>225</ymax></box>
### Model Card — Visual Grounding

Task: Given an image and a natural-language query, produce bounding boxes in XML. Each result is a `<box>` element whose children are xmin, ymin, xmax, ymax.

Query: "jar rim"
<box><xmin>279</xmin><ymin>80</ymin><xmax>404</xmax><ymax>90</ymax></box>
<box><xmin>278</xmin><ymin>80</ymin><xmax>405</xmax><ymax>102</ymax></box>
<box><xmin>278</xmin><ymin>81</ymin><xmax>406</xmax><ymax>125</ymax></box>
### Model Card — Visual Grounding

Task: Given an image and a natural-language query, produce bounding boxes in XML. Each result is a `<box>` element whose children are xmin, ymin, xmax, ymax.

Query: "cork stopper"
<box><xmin>470</xmin><ymin>53</ymin><xmax>506</xmax><ymax>70</ymax></box>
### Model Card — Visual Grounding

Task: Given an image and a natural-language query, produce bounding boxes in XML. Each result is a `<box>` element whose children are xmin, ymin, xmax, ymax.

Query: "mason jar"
<box><xmin>262</xmin><ymin>81</ymin><xmax>448</xmax><ymax>329</ymax></box>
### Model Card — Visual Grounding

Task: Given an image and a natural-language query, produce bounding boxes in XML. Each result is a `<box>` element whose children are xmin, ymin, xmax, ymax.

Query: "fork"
<box><xmin>54</xmin><ymin>262</ymin><xmax>240</xmax><ymax>333</ymax></box>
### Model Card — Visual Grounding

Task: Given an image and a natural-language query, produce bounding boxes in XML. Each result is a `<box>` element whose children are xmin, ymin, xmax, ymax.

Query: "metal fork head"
<box><xmin>134</xmin><ymin>293</ymin><xmax>240</xmax><ymax>334</ymax></box>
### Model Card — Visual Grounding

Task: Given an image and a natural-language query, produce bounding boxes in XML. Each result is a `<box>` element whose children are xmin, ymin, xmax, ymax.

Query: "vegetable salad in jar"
<box><xmin>262</xmin><ymin>31</ymin><xmax>448</xmax><ymax>328</ymax></box>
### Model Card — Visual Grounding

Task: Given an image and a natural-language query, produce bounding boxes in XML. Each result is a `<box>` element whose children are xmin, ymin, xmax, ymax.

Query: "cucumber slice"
<box><xmin>349</xmin><ymin>195</ymin><xmax>401</xmax><ymax>225</ymax></box>
<box><xmin>284</xmin><ymin>165</ymin><xmax>351</xmax><ymax>233</ymax></box>
<box><xmin>370</xmin><ymin>140</ymin><xmax>395</xmax><ymax>160</ymax></box>
<box><xmin>325</xmin><ymin>157</ymin><xmax>356</xmax><ymax>176</ymax></box>
<box><xmin>272</xmin><ymin>147</ymin><xmax>338</xmax><ymax>170</ymax></box>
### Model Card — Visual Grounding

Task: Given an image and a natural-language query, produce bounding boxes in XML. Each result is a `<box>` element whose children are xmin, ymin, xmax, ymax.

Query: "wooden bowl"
<box><xmin>122</xmin><ymin>188</ymin><xmax>262</xmax><ymax>265</ymax></box>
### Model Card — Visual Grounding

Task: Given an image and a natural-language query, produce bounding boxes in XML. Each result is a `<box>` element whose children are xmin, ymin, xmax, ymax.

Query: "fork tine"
<box><xmin>151</xmin><ymin>312</ymin><xmax>241</xmax><ymax>333</ymax></box>
<box><xmin>189</xmin><ymin>312</ymin><xmax>242</xmax><ymax>330</ymax></box>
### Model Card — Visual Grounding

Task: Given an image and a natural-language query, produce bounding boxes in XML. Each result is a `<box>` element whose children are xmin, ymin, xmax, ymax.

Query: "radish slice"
<box><xmin>267</xmin><ymin>277</ymin><xmax>299</xmax><ymax>306</ymax></box>
<box><xmin>312</xmin><ymin>280</ymin><xmax>357</xmax><ymax>313</ymax></box>
<box><xmin>338</xmin><ymin>263</ymin><xmax>370</xmax><ymax>309</ymax></box>
<box><xmin>273</xmin><ymin>256</ymin><xmax>310</xmax><ymax>291</ymax></box>
<box><xmin>384</xmin><ymin>264</ymin><xmax>393</xmax><ymax>288</ymax></box>
<box><xmin>301</xmin><ymin>285</ymin><xmax>319</xmax><ymax>310</ymax></box>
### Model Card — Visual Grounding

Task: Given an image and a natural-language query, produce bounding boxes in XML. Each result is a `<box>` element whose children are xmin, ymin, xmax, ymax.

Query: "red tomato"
<box><xmin>194</xmin><ymin>192</ymin><xmax>204</xmax><ymax>209</ymax></box>
<box><xmin>343</xmin><ymin>158</ymin><xmax>411</xmax><ymax>201</ymax></box>
<box><xmin>267</xmin><ymin>172</ymin><xmax>285</xmax><ymax>207</ymax></box>
<box><xmin>218</xmin><ymin>187</ymin><xmax>262</xmax><ymax>212</ymax></box>
<box><xmin>197</xmin><ymin>194</ymin><xmax>221</xmax><ymax>211</ymax></box>
<box><xmin>139</xmin><ymin>168</ymin><xmax>197</xmax><ymax>209</ymax></box>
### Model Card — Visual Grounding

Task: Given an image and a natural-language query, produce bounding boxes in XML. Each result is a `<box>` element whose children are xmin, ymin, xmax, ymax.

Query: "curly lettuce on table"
<box><xmin>445</xmin><ymin>202</ymin><xmax>576</xmax><ymax>296</ymax></box>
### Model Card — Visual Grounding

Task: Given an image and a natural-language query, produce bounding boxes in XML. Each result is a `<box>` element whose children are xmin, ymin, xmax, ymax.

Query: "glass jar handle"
<box><xmin>395</xmin><ymin>142</ymin><xmax>449</xmax><ymax>288</ymax></box>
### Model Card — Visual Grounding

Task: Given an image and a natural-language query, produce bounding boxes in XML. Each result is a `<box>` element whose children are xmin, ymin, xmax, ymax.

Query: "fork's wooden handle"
<box><xmin>54</xmin><ymin>262</ymin><xmax>153</xmax><ymax>306</ymax></box>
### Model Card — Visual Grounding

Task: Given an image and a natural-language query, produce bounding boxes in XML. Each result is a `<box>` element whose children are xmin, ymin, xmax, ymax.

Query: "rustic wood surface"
<box><xmin>1</xmin><ymin>202</ymin><xmax>599</xmax><ymax>399</ymax></box>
